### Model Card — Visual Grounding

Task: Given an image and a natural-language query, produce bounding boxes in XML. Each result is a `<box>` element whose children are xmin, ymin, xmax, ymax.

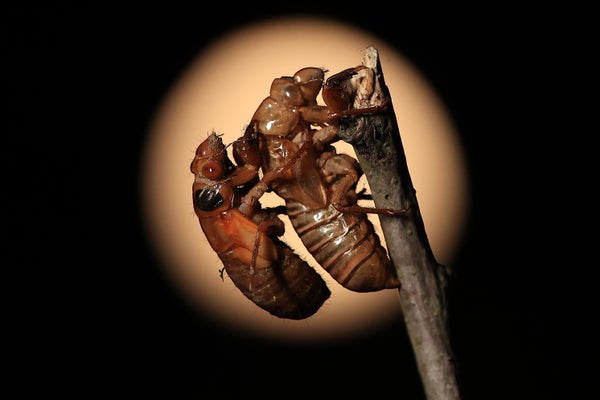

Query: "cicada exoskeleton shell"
<box><xmin>243</xmin><ymin>66</ymin><xmax>405</xmax><ymax>292</ymax></box>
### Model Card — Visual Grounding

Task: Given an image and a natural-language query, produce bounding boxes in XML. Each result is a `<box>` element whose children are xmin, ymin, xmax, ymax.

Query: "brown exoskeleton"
<box><xmin>239</xmin><ymin>66</ymin><xmax>407</xmax><ymax>292</ymax></box>
<box><xmin>190</xmin><ymin>131</ymin><xmax>330</xmax><ymax>319</ymax></box>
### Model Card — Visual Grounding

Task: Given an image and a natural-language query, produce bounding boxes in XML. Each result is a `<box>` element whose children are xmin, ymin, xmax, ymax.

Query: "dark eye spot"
<box><xmin>194</xmin><ymin>189</ymin><xmax>224</xmax><ymax>211</ymax></box>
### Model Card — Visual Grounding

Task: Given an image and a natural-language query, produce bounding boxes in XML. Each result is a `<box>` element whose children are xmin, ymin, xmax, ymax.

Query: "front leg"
<box><xmin>249</xmin><ymin>212</ymin><xmax>286</xmax><ymax>273</ymax></box>
<box><xmin>229</xmin><ymin>122</ymin><xmax>262</xmax><ymax>189</ymax></box>
<box><xmin>238</xmin><ymin>135</ymin><xmax>314</xmax><ymax>215</ymax></box>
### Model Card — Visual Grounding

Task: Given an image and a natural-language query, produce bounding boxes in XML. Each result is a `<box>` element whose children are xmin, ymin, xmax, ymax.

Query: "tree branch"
<box><xmin>337</xmin><ymin>46</ymin><xmax>461</xmax><ymax>400</ymax></box>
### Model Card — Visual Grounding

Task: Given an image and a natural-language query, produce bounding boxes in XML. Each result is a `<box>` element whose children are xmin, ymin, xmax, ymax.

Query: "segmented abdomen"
<box><xmin>218</xmin><ymin>236</ymin><xmax>331</xmax><ymax>320</ymax></box>
<box><xmin>286</xmin><ymin>201</ymin><xmax>400</xmax><ymax>292</ymax></box>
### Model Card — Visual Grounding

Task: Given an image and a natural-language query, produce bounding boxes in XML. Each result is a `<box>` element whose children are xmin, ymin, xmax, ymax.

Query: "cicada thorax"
<box><xmin>191</xmin><ymin>132</ymin><xmax>330</xmax><ymax>319</ymax></box>
<box><xmin>259</xmin><ymin>135</ymin><xmax>328</xmax><ymax>209</ymax></box>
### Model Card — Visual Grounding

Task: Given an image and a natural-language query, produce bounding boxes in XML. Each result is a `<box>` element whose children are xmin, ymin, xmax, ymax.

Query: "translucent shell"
<box><xmin>293</xmin><ymin>67</ymin><xmax>325</xmax><ymax>104</ymax></box>
<box><xmin>253</xmin><ymin>97</ymin><xmax>300</xmax><ymax>136</ymax></box>
<box><xmin>269</xmin><ymin>77</ymin><xmax>303</xmax><ymax>106</ymax></box>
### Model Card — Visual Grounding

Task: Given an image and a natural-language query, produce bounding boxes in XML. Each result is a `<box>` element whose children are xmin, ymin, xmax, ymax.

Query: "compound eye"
<box><xmin>194</xmin><ymin>188</ymin><xmax>224</xmax><ymax>211</ymax></box>
<box><xmin>201</xmin><ymin>161</ymin><xmax>223</xmax><ymax>180</ymax></box>
<box><xmin>270</xmin><ymin>78</ymin><xmax>303</xmax><ymax>106</ymax></box>
<box><xmin>294</xmin><ymin>67</ymin><xmax>324</xmax><ymax>102</ymax></box>
<box><xmin>294</xmin><ymin>67</ymin><xmax>324</xmax><ymax>84</ymax></box>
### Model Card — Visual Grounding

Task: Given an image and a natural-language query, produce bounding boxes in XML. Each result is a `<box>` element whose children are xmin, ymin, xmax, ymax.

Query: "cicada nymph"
<box><xmin>190</xmin><ymin>132</ymin><xmax>330</xmax><ymax>319</ymax></box>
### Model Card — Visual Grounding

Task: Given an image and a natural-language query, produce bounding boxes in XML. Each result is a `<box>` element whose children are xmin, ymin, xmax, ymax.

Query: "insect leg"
<box><xmin>227</xmin><ymin>125</ymin><xmax>262</xmax><ymax>188</ymax></box>
<box><xmin>238</xmin><ymin>136</ymin><xmax>313</xmax><ymax>213</ymax></box>
<box><xmin>249</xmin><ymin>212</ymin><xmax>285</xmax><ymax>273</ymax></box>
<box><xmin>322</xmin><ymin>153</ymin><xmax>409</xmax><ymax>216</ymax></box>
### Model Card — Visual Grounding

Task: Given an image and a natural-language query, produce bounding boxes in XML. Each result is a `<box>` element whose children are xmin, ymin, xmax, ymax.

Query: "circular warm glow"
<box><xmin>141</xmin><ymin>16</ymin><xmax>469</xmax><ymax>344</ymax></box>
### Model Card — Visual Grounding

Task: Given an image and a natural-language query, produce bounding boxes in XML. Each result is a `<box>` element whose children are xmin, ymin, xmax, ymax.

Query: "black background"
<box><xmin>5</xmin><ymin>4</ymin><xmax>589</xmax><ymax>399</ymax></box>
